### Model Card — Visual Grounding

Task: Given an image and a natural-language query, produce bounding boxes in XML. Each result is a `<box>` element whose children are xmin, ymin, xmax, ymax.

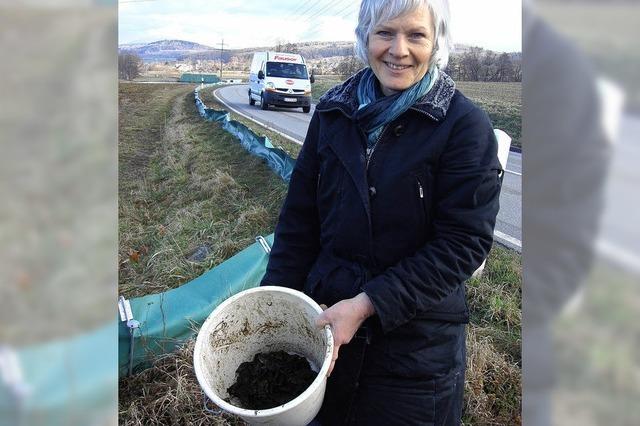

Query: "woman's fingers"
<box><xmin>317</xmin><ymin>310</ymin><xmax>341</xmax><ymax>377</ymax></box>
<box><xmin>328</xmin><ymin>344</ymin><xmax>340</xmax><ymax>377</ymax></box>
<box><xmin>315</xmin><ymin>295</ymin><xmax>375</xmax><ymax>377</ymax></box>
<box><xmin>315</xmin><ymin>310</ymin><xmax>330</xmax><ymax>328</ymax></box>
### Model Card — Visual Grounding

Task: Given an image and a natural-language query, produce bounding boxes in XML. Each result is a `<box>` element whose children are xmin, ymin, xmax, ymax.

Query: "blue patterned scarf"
<box><xmin>355</xmin><ymin>66</ymin><xmax>439</xmax><ymax>147</ymax></box>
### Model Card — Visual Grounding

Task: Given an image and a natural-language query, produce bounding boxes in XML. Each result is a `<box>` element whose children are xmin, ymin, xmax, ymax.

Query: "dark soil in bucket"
<box><xmin>227</xmin><ymin>351</ymin><xmax>317</xmax><ymax>410</ymax></box>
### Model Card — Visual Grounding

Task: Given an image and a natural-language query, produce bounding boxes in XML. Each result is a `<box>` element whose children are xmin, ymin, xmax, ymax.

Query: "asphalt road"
<box><xmin>215</xmin><ymin>84</ymin><xmax>522</xmax><ymax>251</ymax></box>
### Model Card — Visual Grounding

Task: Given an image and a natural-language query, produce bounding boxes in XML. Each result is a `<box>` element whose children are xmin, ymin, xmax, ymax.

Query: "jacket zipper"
<box><xmin>365</xmin><ymin>124</ymin><xmax>389</xmax><ymax>170</ymax></box>
<box><xmin>416</xmin><ymin>176</ymin><xmax>428</xmax><ymax>227</ymax></box>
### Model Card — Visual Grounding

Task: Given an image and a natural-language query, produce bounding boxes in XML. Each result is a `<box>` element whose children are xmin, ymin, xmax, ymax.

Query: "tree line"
<box><xmin>119</xmin><ymin>45</ymin><xmax>522</xmax><ymax>83</ymax></box>
<box><xmin>333</xmin><ymin>46</ymin><xmax>521</xmax><ymax>82</ymax></box>
<box><xmin>119</xmin><ymin>52</ymin><xmax>142</xmax><ymax>80</ymax></box>
<box><xmin>447</xmin><ymin>47</ymin><xmax>521</xmax><ymax>82</ymax></box>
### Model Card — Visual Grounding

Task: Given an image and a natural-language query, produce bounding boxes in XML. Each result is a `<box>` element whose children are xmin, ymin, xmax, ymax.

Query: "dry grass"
<box><xmin>118</xmin><ymin>248</ymin><xmax>521</xmax><ymax>426</ymax></box>
<box><xmin>464</xmin><ymin>327</ymin><xmax>522</xmax><ymax>425</ymax></box>
<box><xmin>119</xmin><ymin>340</ymin><xmax>247</xmax><ymax>426</ymax></box>
<box><xmin>118</xmin><ymin>83</ymin><xmax>287</xmax><ymax>298</ymax></box>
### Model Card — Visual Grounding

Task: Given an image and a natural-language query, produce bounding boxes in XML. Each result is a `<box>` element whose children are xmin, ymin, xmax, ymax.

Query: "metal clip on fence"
<box><xmin>0</xmin><ymin>346</ymin><xmax>30</xmax><ymax>426</ymax></box>
<box><xmin>255</xmin><ymin>235</ymin><xmax>272</xmax><ymax>255</ymax></box>
<box><xmin>118</xmin><ymin>296</ymin><xmax>140</xmax><ymax>376</ymax></box>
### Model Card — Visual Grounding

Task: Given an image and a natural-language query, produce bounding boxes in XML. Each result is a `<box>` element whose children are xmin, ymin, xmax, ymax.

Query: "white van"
<box><xmin>249</xmin><ymin>51</ymin><xmax>315</xmax><ymax>113</ymax></box>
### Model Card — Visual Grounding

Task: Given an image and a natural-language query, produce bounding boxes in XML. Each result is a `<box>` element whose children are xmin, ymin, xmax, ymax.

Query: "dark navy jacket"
<box><xmin>261</xmin><ymin>69</ymin><xmax>502</xmax><ymax>336</ymax></box>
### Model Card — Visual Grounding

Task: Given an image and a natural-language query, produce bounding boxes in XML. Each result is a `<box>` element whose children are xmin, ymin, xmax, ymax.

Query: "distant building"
<box><xmin>179</xmin><ymin>73</ymin><xmax>220</xmax><ymax>84</ymax></box>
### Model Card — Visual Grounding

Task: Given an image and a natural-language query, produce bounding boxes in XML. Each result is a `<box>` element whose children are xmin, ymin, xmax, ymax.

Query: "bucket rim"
<box><xmin>193</xmin><ymin>285</ymin><xmax>335</xmax><ymax>419</ymax></box>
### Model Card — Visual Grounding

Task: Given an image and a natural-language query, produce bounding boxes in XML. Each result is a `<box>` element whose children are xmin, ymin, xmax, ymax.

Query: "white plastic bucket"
<box><xmin>194</xmin><ymin>286</ymin><xmax>334</xmax><ymax>425</ymax></box>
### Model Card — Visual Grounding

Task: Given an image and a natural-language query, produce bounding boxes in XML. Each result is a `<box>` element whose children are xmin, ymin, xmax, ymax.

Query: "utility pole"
<box><xmin>217</xmin><ymin>38</ymin><xmax>224</xmax><ymax>80</ymax></box>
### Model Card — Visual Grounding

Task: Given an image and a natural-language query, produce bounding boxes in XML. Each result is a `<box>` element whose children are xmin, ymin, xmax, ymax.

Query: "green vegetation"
<box><xmin>119</xmin><ymin>82</ymin><xmax>521</xmax><ymax>425</ymax></box>
<box><xmin>311</xmin><ymin>76</ymin><xmax>343</xmax><ymax>102</ymax></box>
<box><xmin>464</xmin><ymin>246</ymin><xmax>522</xmax><ymax>425</ymax></box>
<box><xmin>457</xmin><ymin>82</ymin><xmax>522</xmax><ymax>150</ymax></box>
<box><xmin>118</xmin><ymin>83</ymin><xmax>287</xmax><ymax>298</ymax></box>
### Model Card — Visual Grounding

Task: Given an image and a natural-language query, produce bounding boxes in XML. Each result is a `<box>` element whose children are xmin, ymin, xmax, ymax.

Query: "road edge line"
<box><xmin>494</xmin><ymin>230</ymin><xmax>522</xmax><ymax>252</ymax></box>
<box><xmin>213</xmin><ymin>87</ymin><xmax>304</xmax><ymax>146</ymax></box>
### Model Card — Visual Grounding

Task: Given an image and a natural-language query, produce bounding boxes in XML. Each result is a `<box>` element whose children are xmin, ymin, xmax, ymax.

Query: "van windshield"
<box><xmin>266</xmin><ymin>62</ymin><xmax>309</xmax><ymax>79</ymax></box>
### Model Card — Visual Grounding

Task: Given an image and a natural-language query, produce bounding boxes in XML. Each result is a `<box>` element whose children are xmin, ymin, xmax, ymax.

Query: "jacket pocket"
<box><xmin>411</xmin><ymin>165</ymin><xmax>434</xmax><ymax>236</ymax></box>
<box><xmin>384</xmin><ymin>319</ymin><xmax>465</xmax><ymax>379</ymax></box>
<box><xmin>415</xmin><ymin>175</ymin><xmax>428</xmax><ymax>230</ymax></box>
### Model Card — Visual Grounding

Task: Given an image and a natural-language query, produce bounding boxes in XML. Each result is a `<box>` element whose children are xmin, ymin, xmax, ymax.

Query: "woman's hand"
<box><xmin>315</xmin><ymin>292</ymin><xmax>376</xmax><ymax>377</ymax></box>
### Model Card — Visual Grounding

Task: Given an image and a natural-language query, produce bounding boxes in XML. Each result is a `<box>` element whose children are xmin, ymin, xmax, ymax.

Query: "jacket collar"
<box><xmin>316</xmin><ymin>67</ymin><xmax>456</xmax><ymax>121</ymax></box>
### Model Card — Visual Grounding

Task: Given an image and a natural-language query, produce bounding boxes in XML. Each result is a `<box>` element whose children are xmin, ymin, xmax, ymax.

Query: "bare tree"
<box><xmin>335</xmin><ymin>55</ymin><xmax>364</xmax><ymax>79</ymax></box>
<box><xmin>460</xmin><ymin>47</ymin><xmax>482</xmax><ymax>81</ymax></box>
<box><xmin>495</xmin><ymin>52</ymin><xmax>515</xmax><ymax>82</ymax></box>
<box><xmin>513</xmin><ymin>59</ymin><xmax>522</xmax><ymax>82</ymax></box>
<box><xmin>480</xmin><ymin>51</ymin><xmax>497</xmax><ymax>81</ymax></box>
<box><xmin>118</xmin><ymin>52</ymin><xmax>142</xmax><ymax>80</ymax></box>
<box><xmin>273</xmin><ymin>40</ymin><xmax>299</xmax><ymax>54</ymax></box>
<box><xmin>445</xmin><ymin>54</ymin><xmax>461</xmax><ymax>80</ymax></box>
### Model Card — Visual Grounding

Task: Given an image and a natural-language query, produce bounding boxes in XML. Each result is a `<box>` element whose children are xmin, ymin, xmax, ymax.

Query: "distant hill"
<box><xmin>118</xmin><ymin>39</ymin><xmax>215</xmax><ymax>61</ymax></box>
<box><xmin>118</xmin><ymin>39</ymin><xmax>358</xmax><ymax>63</ymax></box>
<box><xmin>118</xmin><ymin>39</ymin><xmax>521</xmax><ymax>71</ymax></box>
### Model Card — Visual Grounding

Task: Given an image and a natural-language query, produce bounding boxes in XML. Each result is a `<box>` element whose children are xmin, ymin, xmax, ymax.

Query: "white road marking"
<box><xmin>494</xmin><ymin>230</ymin><xmax>522</xmax><ymax>250</ymax></box>
<box><xmin>213</xmin><ymin>88</ymin><xmax>303</xmax><ymax>145</ymax></box>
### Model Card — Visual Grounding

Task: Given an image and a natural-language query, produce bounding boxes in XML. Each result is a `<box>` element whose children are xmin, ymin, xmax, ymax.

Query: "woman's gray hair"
<box><xmin>354</xmin><ymin>0</ymin><xmax>452</xmax><ymax>69</ymax></box>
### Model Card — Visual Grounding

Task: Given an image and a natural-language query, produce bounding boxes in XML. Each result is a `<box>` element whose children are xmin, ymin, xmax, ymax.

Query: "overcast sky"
<box><xmin>119</xmin><ymin>0</ymin><xmax>521</xmax><ymax>52</ymax></box>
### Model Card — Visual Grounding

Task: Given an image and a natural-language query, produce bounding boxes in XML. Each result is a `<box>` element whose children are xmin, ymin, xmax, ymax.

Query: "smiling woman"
<box><xmin>260</xmin><ymin>0</ymin><xmax>505</xmax><ymax>425</ymax></box>
<box><xmin>367</xmin><ymin>7</ymin><xmax>434</xmax><ymax>95</ymax></box>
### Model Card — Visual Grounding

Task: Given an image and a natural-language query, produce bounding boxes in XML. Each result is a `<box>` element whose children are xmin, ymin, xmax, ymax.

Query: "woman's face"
<box><xmin>367</xmin><ymin>6</ymin><xmax>435</xmax><ymax>96</ymax></box>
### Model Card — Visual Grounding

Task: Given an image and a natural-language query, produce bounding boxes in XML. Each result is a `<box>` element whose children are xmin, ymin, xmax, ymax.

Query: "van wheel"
<box><xmin>249</xmin><ymin>90</ymin><xmax>255</xmax><ymax>106</ymax></box>
<box><xmin>302</xmin><ymin>106</ymin><xmax>311</xmax><ymax>113</ymax></box>
<box><xmin>260</xmin><ymin>93</ymin><xmax>268</xmax><ymax>110</ymax></box>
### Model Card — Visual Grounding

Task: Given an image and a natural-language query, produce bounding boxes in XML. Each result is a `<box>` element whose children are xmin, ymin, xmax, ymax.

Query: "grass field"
<box><xmin>118</xmin><ymin>82</ymin><xmax>521</xmax><ymax>425</ymax></box>
<box><xmin>457</xmin><ymin>81</ymin><xmax>522</xmax><ymax>150</ymax></box>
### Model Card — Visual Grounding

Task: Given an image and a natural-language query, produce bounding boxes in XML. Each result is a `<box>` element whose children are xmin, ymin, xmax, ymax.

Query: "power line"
<box><xmin>299</xmin><ymin>2</ymin><xmax>359</xmax><ymax>42</ymax></box>
<box><xmin>296</xmin><ymin>0</ymin><xmax>328</xmax><ymax>20</ymax></box>
<box><xmin>301</xmin><ymin>0</ymin><xmax>346</xmax><ymax>24</ymax></box>
<box><xmin>285</xmin><ymin>0</ymin><xmax>317</xmax><ymax>19</ymax></box>
<box><xmin>266</xmin><ymin>0</ymin><xmax>352</xmax><ymax>45</ymax></box>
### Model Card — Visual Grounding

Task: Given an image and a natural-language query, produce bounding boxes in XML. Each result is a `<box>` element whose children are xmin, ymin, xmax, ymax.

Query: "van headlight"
<box><xmin>266</xmin><ymin>82</ymin><xmax>275</xmax><ymax>91</ymax></box>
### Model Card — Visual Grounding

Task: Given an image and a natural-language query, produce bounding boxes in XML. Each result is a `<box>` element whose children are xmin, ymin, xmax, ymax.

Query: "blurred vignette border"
<box><xmin>524</xmin><ymin>1</ymin><xmax>639</xmax><ymax>425</ymax></box>
<box><xmin>2</xmin><ymin>0</ymin><xmax>639</xmax><ymax>424</ymax></box>
<box><xmin>0</xmin><ymin>1</ymin><xmax>118</xmax><ymax>425</ymax></box>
